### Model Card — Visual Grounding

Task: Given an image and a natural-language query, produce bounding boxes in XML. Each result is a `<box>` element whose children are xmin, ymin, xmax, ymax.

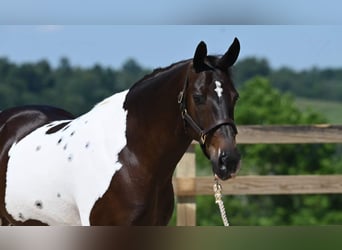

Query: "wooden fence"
<box><xmin>173</xmin><ymin>124</ymin><xmax>342</xmax><ymax>226</ymax></box>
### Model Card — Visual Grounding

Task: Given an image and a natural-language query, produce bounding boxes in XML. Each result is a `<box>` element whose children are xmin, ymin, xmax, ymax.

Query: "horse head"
<box><xmin>179</xmin><ymin>38</ymin><xmax>241</xmax><ymax>180</ymax></box>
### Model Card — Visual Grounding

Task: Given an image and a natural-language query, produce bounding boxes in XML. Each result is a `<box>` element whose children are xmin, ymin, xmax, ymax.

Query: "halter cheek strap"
<box><xmin>178</xmin><ymin>78</ymin><xmax>238</xmax><ymax>156</ymax></box>
<box><xmin>179</xmin><ymin>107</ymin><xmax>237</xmax><ymax>145</ymax></box>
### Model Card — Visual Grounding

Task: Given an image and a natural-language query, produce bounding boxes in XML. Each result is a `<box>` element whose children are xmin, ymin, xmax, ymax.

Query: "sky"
<box><xmin>0</xmin><ymin>25</ymin><xmax>342</xmax><ymax>71</ymax></box>
<box><xmin>1</xmin><ymin>0</ymin><xmax>342</xmax><ymax>24</ymax></box>
<box><xmin>1</xmin><ymin>1</ymin><xmax>342</xmax><ymax>71</ymax></box>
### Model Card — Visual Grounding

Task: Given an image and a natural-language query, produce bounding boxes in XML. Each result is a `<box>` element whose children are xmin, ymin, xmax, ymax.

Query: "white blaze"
<box><xmin>214</xmin><ymin>81</ymin><xmax>223</xmax><ymax>98</ymax></box>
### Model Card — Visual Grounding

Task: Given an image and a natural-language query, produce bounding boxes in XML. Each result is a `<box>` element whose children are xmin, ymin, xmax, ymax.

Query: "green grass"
<box><xmin>295</xmin><ymin>97</ymin><xmax>342</xmax><ymax>124</ymax></box>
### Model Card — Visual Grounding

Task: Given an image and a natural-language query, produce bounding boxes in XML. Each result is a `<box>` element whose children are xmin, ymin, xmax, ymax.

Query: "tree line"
<box><xmin>234</xmin><ymin>57</ymin><xmax>342</xmax><ymax>102</ymax></box>
<box><xmin>0</xmin><ymin>56</ymin><xmax>341</xmax><ymax>116</ymax></box>
<box><xmin>0</xmin><ymin>57</ymin><xmax>149</xmax><ymax>115</ymax></box>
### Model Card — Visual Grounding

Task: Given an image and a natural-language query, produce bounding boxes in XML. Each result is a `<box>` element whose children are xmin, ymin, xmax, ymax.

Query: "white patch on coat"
<box><xmin>6</xmin><ymin>90</ymin><xmax>129</xmax><ymax>225</ymax></box>
<box><xmin>214</xmin><ymin>80</ymin><xmax>223</xmax><ymax>98</ymax></box>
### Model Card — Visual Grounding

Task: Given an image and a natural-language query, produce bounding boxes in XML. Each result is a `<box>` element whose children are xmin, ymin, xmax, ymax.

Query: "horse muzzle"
<box><xmin>211</xmin><ymin>149</ymin><xmax>241</xmax><ymax>180</ymax></box>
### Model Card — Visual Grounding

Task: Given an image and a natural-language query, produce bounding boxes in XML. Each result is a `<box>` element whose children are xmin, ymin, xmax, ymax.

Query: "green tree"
<box><xmin>115</xmin><ymin>58</ymin><xmax>151</xmax><ymax>91</ymax></box>
<box><xmin>235</xmin><ymin>57</ymin><xmax>342</xmax><ymax>102</ymax></box>
<box><xmin>233</xmin><ymin>57</ymin><xmax>271</xmax><ymax>87</ymax></box>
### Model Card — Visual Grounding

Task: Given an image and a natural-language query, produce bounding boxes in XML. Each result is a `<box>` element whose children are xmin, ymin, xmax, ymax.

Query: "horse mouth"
<box><xmin>213</xmin><ymin>159</ymin><xmax>241</xmax><ymax>181</ymax></box>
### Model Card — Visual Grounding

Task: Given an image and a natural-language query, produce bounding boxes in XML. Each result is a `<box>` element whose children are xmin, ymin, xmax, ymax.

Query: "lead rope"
<box><xmin>213</xmin><ymin>178</ymin><xmax>230</xmax><ymax>226</ymax></box>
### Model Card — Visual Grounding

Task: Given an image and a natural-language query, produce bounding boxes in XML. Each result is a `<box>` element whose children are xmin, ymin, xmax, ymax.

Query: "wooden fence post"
<box><xmin>175</xmin><ymin>144</ymin><xmax>196</xmax><ymax>226</ymax></box>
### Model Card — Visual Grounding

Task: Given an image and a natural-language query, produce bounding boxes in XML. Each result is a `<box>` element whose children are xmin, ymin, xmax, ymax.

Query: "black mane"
<box><xmin>129</xmin><ymin>54</ymin><xmax>227</xmax><ymax>91</ymax></box>
<box><xmin>129</xmin><ymin>59</ymin><xmax>190</xmax><ymax>91</ymax></box>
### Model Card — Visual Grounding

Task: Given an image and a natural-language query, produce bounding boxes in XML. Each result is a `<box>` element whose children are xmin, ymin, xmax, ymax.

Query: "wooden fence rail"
<box><xmin>236</xmin><ymin>124</ymin><xmax>342</xmax><ymax>144</ymax></box>
<box><xmin>174</xmin><ymin>175</ymin><xmax>342</xmax><ymax>196</ymax></box>
<box><xmin>174</xmin><ymin>124</ymin><xmax>342</xmax><ymax>226</ymax></box>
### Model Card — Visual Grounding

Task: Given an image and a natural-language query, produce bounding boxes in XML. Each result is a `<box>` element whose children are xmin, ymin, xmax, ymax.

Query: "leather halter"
<box><xmin>178</xmin><ymin>76</ymin><xmax>238</xmax><ymax>156</ymax></box>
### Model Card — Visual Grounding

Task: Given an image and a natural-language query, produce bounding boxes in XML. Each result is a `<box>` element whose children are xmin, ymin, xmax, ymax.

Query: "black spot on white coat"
<box><xmin>18</xmin><ymin>213</ymin><xmax>25</xmax><ymax>220</ymax></box>
<box><xmin>35</xmin><ymin>200</ymin><xmax>43</xmax><ymax>209</ymax></box>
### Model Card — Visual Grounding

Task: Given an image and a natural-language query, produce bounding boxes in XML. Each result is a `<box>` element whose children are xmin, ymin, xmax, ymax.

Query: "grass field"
<box><xmin>295</xmin><ymin>97</ymin><xmax>342</xmax><ymax>124</ymax></box>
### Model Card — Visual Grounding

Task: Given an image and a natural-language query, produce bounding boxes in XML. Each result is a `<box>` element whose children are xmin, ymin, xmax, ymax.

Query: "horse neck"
<box><xmin>124</xmin><ymin>62</ymin><xmax>192</xmax><ymax>180</ymax></box>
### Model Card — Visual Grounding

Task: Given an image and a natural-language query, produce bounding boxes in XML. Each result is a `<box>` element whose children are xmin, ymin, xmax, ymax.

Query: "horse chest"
<box><xmin>148</xmin><ymin>186</ymin><xmax>175</xmax><ymax>225</ymax></box>
<box><xmin>128</xmin><ymin>180</ymin><xmax>175</xmax><ymax>225</ymax></box>
<box><xmin>4</xmin><ymin>91</ymin><xmax>129</xmax><ymax>225</ymax></box>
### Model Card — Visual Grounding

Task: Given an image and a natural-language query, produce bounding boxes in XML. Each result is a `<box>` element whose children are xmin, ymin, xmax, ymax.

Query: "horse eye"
<box><xmin>193</xmin><ymin>94</ymin><xmax>206</xmax><ymax>105</ymax></box>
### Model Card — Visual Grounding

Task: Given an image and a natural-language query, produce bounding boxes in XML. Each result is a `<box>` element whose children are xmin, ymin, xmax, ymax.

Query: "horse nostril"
<box><xmin>219</xmin><ymin>152</ymin><xmax>229</xmax><ymax>165</ymax></box>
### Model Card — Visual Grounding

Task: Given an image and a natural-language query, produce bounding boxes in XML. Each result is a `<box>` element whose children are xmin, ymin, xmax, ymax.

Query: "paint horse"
<box><xmin>0</xmin><ymin>38</ymin><xmax>241</xmax><ymax>225</ymax></box>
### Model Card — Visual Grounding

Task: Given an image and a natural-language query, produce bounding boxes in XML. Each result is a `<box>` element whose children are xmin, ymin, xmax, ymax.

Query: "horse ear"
<box><xmin>218</xmin><ymin>37</ymin><xmax>240</xmax><ymax>69</ymax></box>
<box><xmin>193</xmin><ymin>41</ymin><xmax>208</xmax><ymax>72</ymax></box>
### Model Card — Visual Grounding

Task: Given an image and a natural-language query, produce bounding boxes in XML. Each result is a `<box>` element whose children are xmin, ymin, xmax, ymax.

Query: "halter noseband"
<box><xmin>178</xmin><ymin>77</ymin><xmax>238</xmax><ymax>154</ymax></box>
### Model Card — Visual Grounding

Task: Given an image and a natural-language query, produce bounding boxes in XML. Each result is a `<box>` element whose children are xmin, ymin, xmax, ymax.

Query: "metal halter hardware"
<box><xmin>178</xmin><ymin>77</ymin><xmax>238</xmax><ymax>152</ymax></box>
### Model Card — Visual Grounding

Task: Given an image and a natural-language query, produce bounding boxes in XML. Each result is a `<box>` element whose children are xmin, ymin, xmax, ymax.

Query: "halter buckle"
<box><xmin>178</xmin><ymin>91</ymin><xmax>184</xmax><ymax>104</ymax></box>
<box><xmin>181</xmin><ymin>109</ymin><xmax>187</xmax><ymax>119</ymax></box>
<box><xmin>200</xmin><ymin>133</ymin><xmax>207</xmax><ymax>145</ymax></box>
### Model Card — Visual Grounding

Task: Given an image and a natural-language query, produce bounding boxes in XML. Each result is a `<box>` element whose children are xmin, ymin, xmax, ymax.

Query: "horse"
<box><xmin>0</xmin><ymin>38</ymin><xmax>241</xmax><ymax>225</ymax></box>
